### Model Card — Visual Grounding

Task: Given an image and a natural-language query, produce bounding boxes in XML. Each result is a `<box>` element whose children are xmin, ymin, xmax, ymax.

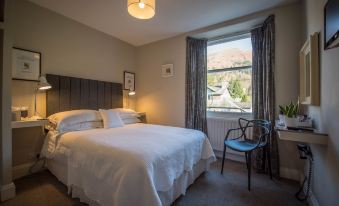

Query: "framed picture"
<box><xmin>124</xmin><ymin>71</ymin><xmax>135</xmax><ymax>91</ymax></box>
<box><xmin>161</xmin><ymin>64</ymin><xmax>174</xmax><ymax>78</ymax></box>
<box><xmin>12</xmin><ymin>47</ymin><xmax>41</xmax><ymax>81</ymax></box>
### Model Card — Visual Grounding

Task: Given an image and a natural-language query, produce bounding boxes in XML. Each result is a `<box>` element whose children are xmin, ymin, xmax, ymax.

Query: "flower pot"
<box><xmin>284</xmin><ymin>117</ymin><xmax>299</xmax><ymax>127</ymax></box>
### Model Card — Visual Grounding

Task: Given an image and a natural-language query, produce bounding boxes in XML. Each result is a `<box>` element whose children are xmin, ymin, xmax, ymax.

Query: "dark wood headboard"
<box><xmin>46</xmin><ymin>74</ymin><xmax>123</xmax><ymax>116</ymax></box>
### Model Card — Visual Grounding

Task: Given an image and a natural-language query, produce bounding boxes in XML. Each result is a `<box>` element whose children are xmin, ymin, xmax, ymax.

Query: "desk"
<box><xmin>11</xmin><ymin>119</ymin><xmax>49</xmax><ymax>129</ymax></box>
<box><xmin>276</xmin><ymin>127</ymin><xmax>328</xmax><ymax>145</ymax></box>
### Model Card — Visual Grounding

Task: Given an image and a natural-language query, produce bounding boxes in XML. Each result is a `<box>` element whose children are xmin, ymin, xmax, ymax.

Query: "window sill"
<box><xmin>207</xmin><ymin>111</ymin><xmax>252</xmax><ymax>119</ymax></box>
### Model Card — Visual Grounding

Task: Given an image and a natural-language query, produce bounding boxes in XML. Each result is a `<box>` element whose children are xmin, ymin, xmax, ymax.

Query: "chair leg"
<box><xmin>221</xmin><ymin>144</ymin><xmax>227</xmax><ymax>174</ymax></box>
<box><xmin>245</xmin><ymin>152</ymin><xmax>248</xmax><ymax>170</ymax></box>
<box><xmin>247</xmin><ymin>151</ymin><xmax>252</xmax><ymax>191</ymax></box>
<box><xmin>266</xmin><ymin>145</ymin><xmax>273</xmax><ymax>180</ymax></box>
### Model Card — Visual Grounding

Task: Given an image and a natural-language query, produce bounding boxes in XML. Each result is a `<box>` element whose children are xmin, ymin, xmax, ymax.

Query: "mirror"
<box><xmin>299</xmin><ymin>32</ymin><xmax>320</xmax><ymax>106</ymax></box>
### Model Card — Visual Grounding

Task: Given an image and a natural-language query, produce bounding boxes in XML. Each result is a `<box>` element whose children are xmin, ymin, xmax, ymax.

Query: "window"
<box><xmin>207</xmin><ymin>36</ymin><xmax>252</xmax><ymax>113</ymax></box>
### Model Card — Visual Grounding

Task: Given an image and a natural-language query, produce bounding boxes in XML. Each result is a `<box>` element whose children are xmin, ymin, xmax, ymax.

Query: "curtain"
<box><xmin>251</xmin><ymin>15</ymin><xmax>279</xmax><ymax>177</ymax></box>
<box><xmin>185</xmin><ymin>37</ymin><xmax>208</xmax><ymax>134</ymax></box>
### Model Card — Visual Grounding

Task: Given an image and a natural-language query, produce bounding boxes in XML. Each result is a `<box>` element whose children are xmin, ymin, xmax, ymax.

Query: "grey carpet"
<box><xmin>1</xmin><ymin>159</ymin><xmax>307</xmax><ymax>206</ymax></box>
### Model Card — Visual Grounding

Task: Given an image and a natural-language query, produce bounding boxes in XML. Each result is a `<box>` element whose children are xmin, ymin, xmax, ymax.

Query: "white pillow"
<box><xmin>99</xmin><ymin>109</ymin><xmax>124</xmax><ymax>129</ymax></box>
<box><xmin>119</xmin><ymin>113</ymin><xmax>141</xmax><ymax>119</ymax></box>
<box><xmin>46</xmin><ymin>121</ymin><xmax>103</xmax><ymax>133</ymax></box>
<box><xmin>122</xmin><ymin>117</ymin><xmax>141</xmax><ymax>124</ymax></box>
<box><xmin>48</xmin><ymin>110</ymin><xmax>102</xmax><ymax>131</ymax></box>
<box><xmin>111</xmin><ymin>108</ymin><xmax>137</xmax><ymax>114</ymax></box>
<box><xmin>110</xmin><ymin>108</ymin><xmax>140</xmax><ymax>119</ymax></box>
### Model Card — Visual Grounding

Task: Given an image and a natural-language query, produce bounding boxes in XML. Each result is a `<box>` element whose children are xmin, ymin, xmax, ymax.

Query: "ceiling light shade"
<box><xmin>127</xmin><ymin>0</ymin><xmax>155</xmax><ymax>19</ymax></box>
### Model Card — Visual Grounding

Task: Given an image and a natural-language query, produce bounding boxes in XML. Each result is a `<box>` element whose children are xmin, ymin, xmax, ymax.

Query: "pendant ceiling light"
<box><xmin>127</xmin><ymin>0</ymin><xmax>155</xmax><ymax>19</ymax></box>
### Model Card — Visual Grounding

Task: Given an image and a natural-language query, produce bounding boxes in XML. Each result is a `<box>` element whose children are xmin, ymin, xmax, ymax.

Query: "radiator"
<box><xmin>207</xmin><ymin>117</ymin><xmax>253</xmax><ymax>158</ymax></box>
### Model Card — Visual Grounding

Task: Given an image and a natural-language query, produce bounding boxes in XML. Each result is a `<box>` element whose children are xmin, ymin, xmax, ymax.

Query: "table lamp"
<box><xmin>32</xmin><ymin>76</ymin><xmax>52</xmax><ymax>120</ymax></box>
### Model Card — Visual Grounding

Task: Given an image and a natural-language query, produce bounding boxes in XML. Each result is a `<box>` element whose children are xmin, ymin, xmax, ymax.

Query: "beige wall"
<box><xmin>11</xmin><ymin>0</ymin><xmax>136</xmax><ymax>177</ymax></box>
<box><xmin>136</xmin><ymin>2</ymin><xmax>305</xmax><ymax>178</ymax></box>
<box><xmin>302</xmin><ymin>0</ymin><xmax>339</xmax><ymax>205</ymax></box>
<box><xmin>12</xmin><ymin>0</ymin><xmax>136</xmax><ymax>117</ymax></box>
<box><xmin>136</xmin><ymin>35</ymin><xmax>186</xmax><ymax>127</ymax></box>
<box><xmin>1</xmin><ymin>0</ymin><xmax>15</xmax><ymax>199</ymax></box>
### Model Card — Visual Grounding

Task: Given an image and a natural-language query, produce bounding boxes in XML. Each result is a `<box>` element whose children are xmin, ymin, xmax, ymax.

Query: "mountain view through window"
<box><xmin>207</xmin><ymin>37</ymin><xmax>252</xmax><ymax>113</ymax></box>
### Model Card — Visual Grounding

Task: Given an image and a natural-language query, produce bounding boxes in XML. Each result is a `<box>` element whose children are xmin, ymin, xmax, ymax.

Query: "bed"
<box><xmin>41</xmin><ymin>74</ymin><xmax>215</xmax><ymax>206</ymax></box>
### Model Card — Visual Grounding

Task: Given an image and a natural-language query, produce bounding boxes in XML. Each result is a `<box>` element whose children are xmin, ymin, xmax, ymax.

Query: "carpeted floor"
<box><xmin>1</xmin><ymin>159</ymin><xmax>307</xmax><ymax>206</ymax></box>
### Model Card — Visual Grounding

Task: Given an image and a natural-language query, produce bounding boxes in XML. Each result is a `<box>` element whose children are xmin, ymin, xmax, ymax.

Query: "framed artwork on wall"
<box><xmin>124</xmin><ymin>71</ymin><xmax>135</xmax><ymax>91</ymax></box>
<box><xmin>161</xmin><ymin>64</ymin><xmax>174</xmax><ymax>77</ymax></box>
<box><xmin>12</xmin><ymin>47</ymin><xmax>41</xmax><ymax>81</ymax></box>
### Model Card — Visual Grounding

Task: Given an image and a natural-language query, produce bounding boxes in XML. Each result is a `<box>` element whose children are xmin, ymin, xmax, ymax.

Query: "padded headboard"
<box><xmin>46</xmin><ymin>74</ymin><xmax>123</xmax><ymax>116</ymax></box>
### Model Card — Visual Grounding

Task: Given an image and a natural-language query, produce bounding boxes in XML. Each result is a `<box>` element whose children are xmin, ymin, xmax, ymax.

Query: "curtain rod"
<box><xmin>207</xmin><ymin>24</ymin><xmax>263</xmax><ymax>43</ymax></box>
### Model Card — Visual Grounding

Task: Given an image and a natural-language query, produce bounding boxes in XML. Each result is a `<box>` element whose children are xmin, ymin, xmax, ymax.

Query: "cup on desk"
<box><xmin>12</xmin><ymin>109</ymin><xmax>21</xmax><ymax>121</ymax></box>
<box><xmin>11</xmin><ymin>106</ymin><xmax>29</xmax><ymax>121</ymax></box>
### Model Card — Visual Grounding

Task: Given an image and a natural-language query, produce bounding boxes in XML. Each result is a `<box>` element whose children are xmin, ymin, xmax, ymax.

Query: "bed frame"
<box><xmin>46</xmin><ymin>74</ymin><xmax>123</xmax><ymax>116</ymax></box>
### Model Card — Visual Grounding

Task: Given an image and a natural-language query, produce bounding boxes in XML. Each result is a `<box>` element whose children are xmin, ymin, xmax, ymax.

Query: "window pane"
<box><xmin>207</xmin><ymin>37</ymin><xmax>252</xmax><ymax>113</ymax></box>
<box><xmin>208</xmin><ymin>38</ymin><xmax>252</xmax><ymax>70</ymax></box>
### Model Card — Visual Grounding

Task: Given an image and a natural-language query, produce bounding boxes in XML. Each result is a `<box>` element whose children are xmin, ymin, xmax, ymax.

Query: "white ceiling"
<box><xmin>28</xmin><ymin>0</ymin><xmax>298</xmax><ymax>46</ymax></box>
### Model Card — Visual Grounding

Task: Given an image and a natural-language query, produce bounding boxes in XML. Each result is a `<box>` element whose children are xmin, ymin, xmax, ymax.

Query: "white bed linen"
<box><xmin>47</xmin><ymin>154</ymin><xmax>208</xmax><ymax>206</ymax></box>
<box><xmin>41</xmin><ymin>123</ymin><xmax>215</xmax><ymax>206</ymax></box>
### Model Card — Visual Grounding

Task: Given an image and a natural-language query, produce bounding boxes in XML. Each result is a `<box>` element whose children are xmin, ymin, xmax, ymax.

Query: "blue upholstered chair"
<box><xmin>220</xmin><ymin>118</ymin><xmax>272</xmax><ymax>191</ymax></box>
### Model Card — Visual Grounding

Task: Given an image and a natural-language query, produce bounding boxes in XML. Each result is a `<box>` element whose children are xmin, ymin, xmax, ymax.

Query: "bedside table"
<box><xmin>12</xmin><ymin>119</ymin><xmax>49</xmax><ymax>129</ymax></box>
<box><xmin>137</xmin><ymin>112</ymin><xmax>147</xmax><ymax>123</ymax></box>
<box><xmin>12</xmin><ymin>119</ymin><xmax>49</xmax><ymax>180</ymax></box>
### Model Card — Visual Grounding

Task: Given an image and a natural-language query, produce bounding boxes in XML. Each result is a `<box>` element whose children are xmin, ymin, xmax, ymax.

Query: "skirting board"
<box><xmin>306</xmin><ymin>190</ymin><xmax>320</xmax><ymax>206</ymax></box>
<box><xmin>279</xmin><ymin>167</ymin><xmax>303</xmax><ymax>181</ymax></box>
<box><xmin>280</xmin><ymin>167</ymin><xmax>319</xmax><ymax>206</ymax></box>
<box><xmin>302</xmin><ymin>177</ymin><xmax>319</xmax><ymax>206</ymax></box>
<box><xmin>214</xmin><ymin>150</ymin><xmax>245</xmax><ymax>163</ymax></box>
<box><xmin>0</xmin><ymin>182</ymin><xmax>16</xmax><ymax>202</ymax></box>
<box><xmin>216</xmin><ymin>151</ymin><xmax>303</xmax><ymax>181</ymax></box>
<box><xmin>12</xmin><ymin>161</ymin><xmax>46</xmax><ymax>180</ymax></box>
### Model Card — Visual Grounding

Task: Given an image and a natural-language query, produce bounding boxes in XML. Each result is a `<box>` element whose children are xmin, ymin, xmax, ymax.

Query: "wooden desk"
<box><xmin>11</xmin><ymin>119</ymin><xmax>49</xmax><ymax>129</ymax></box>
<box><xmin>276</xmin><ymin>127</ymin><xmax>328</xmax><ymax>145</ymax></box>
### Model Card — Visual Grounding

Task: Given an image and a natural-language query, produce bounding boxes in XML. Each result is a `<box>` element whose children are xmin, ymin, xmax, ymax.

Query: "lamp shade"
<box><xmin>37</xmin><ymin>76</ymin><xmax>52</xmax><ymax>90</ymax></box>
<box><xmin>127</xmin><ymin>0</ymin><xmax>155</xmax><ymax>19</ymax></box>
<box><xmin>128</xmin><ymin>90</ymin><xmax>136</xmax><ymax>96</ymax></box>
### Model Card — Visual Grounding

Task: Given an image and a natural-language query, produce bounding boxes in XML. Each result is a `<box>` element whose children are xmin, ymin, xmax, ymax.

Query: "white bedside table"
<box><xmin>11</xmin><ymin>119</ymin><xmax>49</xmax><ymax>129</ymax></box>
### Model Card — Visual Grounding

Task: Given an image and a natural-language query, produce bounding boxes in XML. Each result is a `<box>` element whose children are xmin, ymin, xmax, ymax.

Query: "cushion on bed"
<box><xmin>99</xmin><ymin>109</ymin><xmax>125</xmax><ymax>129</ymax></box>
<box><xmin>48</xmin><ymin>110</ymin><xmax>102</xmax><ymax>131</ymax></box>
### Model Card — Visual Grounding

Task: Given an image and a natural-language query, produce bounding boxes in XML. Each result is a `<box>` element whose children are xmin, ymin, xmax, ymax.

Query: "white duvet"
<box><xmin>41</xmin><ymin>123</ymin><xmax>215</xmax><ymax>206</ymax></box>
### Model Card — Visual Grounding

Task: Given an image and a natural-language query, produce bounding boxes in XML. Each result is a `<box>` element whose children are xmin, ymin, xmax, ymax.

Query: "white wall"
<box><xmin>136</xmin><ymin>35</ymin><xmax>186</xmax><ymax>127</ymax></box>
<box><xmin>12</xmin><ymin>0</ymin><xmax>137</xmax><ymax>117</ymax></box>
<box><xmin>302</xmin><ymin>0</ymin><xmax>339</xmax><ymax>205</ymax></box>
<box><xmin>136</xmin><ymin>2</ymin><xmax>305</xmax><ymax>178</ymax></box>
<box><xmin>9</xmin><ymin>0</ymin><xmax>136</xmax><ymax>180</ymax></box>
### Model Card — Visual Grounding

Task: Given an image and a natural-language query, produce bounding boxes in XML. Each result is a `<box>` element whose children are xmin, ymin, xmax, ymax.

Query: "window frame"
<box><xmin>207</xmin><ymin>33</ymin><xmax>253</xmax><ymax>116</ymax></box>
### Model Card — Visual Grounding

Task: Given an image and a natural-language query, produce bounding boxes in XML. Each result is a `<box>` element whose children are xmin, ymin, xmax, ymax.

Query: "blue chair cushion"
<box><xmin>225</xmin><ymin>139</ymin><xmax>266</xmax><ymax>152</ymax></box>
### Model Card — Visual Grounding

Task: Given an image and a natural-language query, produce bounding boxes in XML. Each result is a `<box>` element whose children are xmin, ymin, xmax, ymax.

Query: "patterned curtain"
<box><xmin>185</xmin><ymin>37</ymin><xmax>208</xmax><ymax>134</ymax></box>
<box><xmin>251</xmin><ymin>15</ymin><xmax>279</xmax><ymax>177</ymax></box>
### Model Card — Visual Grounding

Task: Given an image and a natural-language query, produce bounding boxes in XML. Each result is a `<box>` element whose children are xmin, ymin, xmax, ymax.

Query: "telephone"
<box><xmin>295</xmin><ymin>144</ymin><xmax>313</xmax><ymax>201</ymax></box>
